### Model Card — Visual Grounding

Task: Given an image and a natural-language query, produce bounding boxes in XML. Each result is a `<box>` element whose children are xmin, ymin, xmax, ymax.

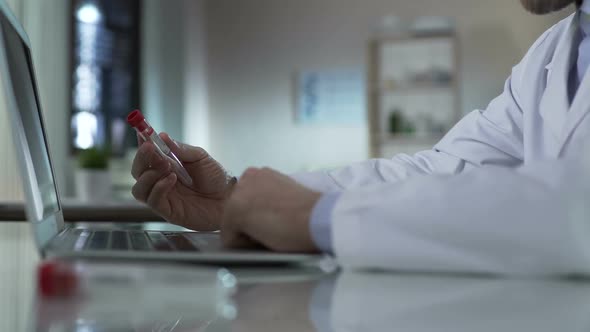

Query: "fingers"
<box><xmin>131</xmin><ymin>143</ymin><xmax>168</xmax><ymax>180</ymax></box>
<box><xmin>221</xmin><ymin>209</ymin><xmax>264</xmax><ymax>250</ymax></box>
<box><xmin>220</xmin><ymin>229</ymin><xmax>261</xmax><ymax>249</ymax></box>
<box><xmin>220</xmin><ymin>168</ymin><xmax>266</xmax><ymax>250</ymax></box>
<box><xmin>159</xmin><ymin>132</ymin><xmax>209</xmax><ymax>163</ymax></box>
<box><xmin>131</xmin><ymin>164</ymin><xmax>172</xmax><ymax>202</ymax></box>
<box><xmin>136</xmin><ymin>132</ymin><xmax>146</xmax><ymax>147</ymax></box>
<box><xmin>146</xmin><ymin>173</ymin><xmax>177</xmax><ymax>208</ymax></box>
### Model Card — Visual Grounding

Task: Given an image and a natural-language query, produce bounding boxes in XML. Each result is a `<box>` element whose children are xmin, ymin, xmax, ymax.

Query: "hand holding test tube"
<box><xmin>127</xmin><ymin>110</ymin><xmax>194</xmax><ymax>187</ymax></box>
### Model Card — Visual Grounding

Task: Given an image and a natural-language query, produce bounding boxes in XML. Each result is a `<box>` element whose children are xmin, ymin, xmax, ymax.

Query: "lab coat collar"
<box><xmin>539</xmin><ymin>12</ymin><xmax>578</xmax><ymax>146</ymax></box>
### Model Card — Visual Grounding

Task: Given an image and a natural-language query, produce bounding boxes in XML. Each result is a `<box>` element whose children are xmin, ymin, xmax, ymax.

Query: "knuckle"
<box><xmin>148</xmin><ymin>152</ymin><xmax>163</xmax><ymax>165</ymax></box>
<box><xmin>196</xmin><ymin>146</ymin><xmax>207</xmax><ymax>155</ymax></box>
<box><xmin>259</xmin><ymin>167</ymin><xmax>276</xmax><ymax>178</ymax></box>
<box><xmin>242</xmin><ymin>167</ymin><xmax>259</xmax><ymax>178</ymax></box>
<box><xmin>138</xmin><ymin>141</ymin><xmax>153</xmax><ymax>155</ymax></box>
<box><xmin>151</xmin><ymin>178</ymin><xmax>167</xmax><ymax>193</ymax></box>
<box><xmin>151</xmin><ymin>157</ymin><xmax>169</xmax><ymax>170</ymax></box>
<box><xmin>131</xmin><ymin>184</ymin><xmax>144</xmax><ymax>202</ymax></box>
<box><xmin>131</xmin><ymin>167</ymin><xmax>143</xmax><ymax>180</ymax></box>
<box><xmin>188</xmin><ymin>145</ymin><xmax>207</xmax><ymax>156</ymax></box>
<box><xmin>146</xmin><ymin>186</ymin><xmax>162</xmax><ymax>206</ymax></box>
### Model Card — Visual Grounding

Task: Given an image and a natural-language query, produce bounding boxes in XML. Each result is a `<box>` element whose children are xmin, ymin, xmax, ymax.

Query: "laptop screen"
<box><xmin>0</xmin><ymin>11</ymin><xmax>60</xmax><ymax>221</ymax></box>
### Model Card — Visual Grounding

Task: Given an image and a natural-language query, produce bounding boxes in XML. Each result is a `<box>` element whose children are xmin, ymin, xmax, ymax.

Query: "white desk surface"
<box><xmin>2</xmin><ymin>222</ymin><xmax>590</xmax><ymax>332</ymax></box>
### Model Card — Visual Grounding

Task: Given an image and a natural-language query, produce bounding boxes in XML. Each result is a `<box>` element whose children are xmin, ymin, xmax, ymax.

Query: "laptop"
<box><xmin>0</xmin><ymin>2</ymin><xmax>319</xmax><ymax>265</ymax></box>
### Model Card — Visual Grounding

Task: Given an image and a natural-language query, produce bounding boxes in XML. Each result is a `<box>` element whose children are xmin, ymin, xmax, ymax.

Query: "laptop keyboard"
<box><xmin>110</xmin><ymin>231</ymin><xmax>129</xmax><ymax>250</ymax></box>
<box><xmin>86</xmin><ymin>231</ymin><xmax>110</xmax><ymax>250</ymax></box>
<box><xmin>145</xmin><ymin>231</ymin><xmax>173</xmax><ymax>251</ymax></box>
<box><xmin>129</xmin><ymin>231</ymin><xmax>152</xmax><ymax>251</ymax></box>
<box><xmin>160</xmin><ymin>232</ymin><xmax>200</xmax><ymax>251</ymax></box>
<box><xmin>58</xmin><ymin>229</ymin><xmax>201</xmax><ymax>252</ymax></box>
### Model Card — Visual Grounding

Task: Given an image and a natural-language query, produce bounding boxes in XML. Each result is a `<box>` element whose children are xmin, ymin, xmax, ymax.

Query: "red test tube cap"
<box><xmin>38</xmin><ymin>260</ymin><xmax>78</xmax><ymax>298</ymax></box>
<box><xmin>127</xmin><ymin>110</ymin><xmax>145</xmax><ymax>128</ymax></box>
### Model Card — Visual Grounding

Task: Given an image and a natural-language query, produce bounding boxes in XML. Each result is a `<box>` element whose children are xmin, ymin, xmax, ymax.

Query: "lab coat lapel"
<box><xmin>539</xmin><ymin>14</ymin><xmax>577</xmax><ymax>143</ymax></box>
<box><xmin>560</xmin><ymin>78</ymin><xmax>590</xmax><ymax>154</ymax></box>
<box><xmin>561</xmin><ymin>25</ymin><xmax>590</xmax><ymax>153</ymax></box>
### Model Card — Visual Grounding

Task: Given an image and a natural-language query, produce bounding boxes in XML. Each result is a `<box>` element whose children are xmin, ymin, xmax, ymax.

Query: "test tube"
<box><xmin>127</xmin><ymin>110</ymin><xmax>194</xmax><ymax>187</ymax></box>
<box><xmin>37</xmin><ymin>259</ymin><xmax>237</xmax><ymax>299</ymax></box>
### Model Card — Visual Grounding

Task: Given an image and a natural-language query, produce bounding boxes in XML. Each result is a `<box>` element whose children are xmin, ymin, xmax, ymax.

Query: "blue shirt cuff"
<box><xmin>310</xmin><ymin>192</ymin><xmax>341</xmax><ymax>254</ymax></box>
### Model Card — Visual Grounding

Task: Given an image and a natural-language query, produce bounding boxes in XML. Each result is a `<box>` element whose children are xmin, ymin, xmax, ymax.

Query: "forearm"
<box><xmin>293</xmin><ymin>150</ymin><xmax>469</xmax><ymax>254</ymax></box>
<box><xmin>290</xmin><ymin>149</ymin><xmax>467</xmax><ymax>193</ymax></box>
<box><xmin>331</xmin><ymin>157</ymin><xmax>590</xmax><ymax>276</ymax></box>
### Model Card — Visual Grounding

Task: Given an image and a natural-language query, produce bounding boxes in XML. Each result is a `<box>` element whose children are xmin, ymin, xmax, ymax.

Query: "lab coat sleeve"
<box><xmin>291</xmin><ymin>62</ymin><xmax>526</xmax><ymax>193</ymax></box>
<box><xmin>331</xmin><ymin>157</ymin><xmax>590</xmax><ymax>276</ymax></box>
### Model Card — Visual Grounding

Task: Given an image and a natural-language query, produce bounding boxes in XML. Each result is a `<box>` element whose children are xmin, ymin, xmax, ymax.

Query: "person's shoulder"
<box><xmin>526</xmin><ymin>13</ymin><xmax>575</xmax><ymax>57</ymax></box>
<box><xmin>511</xmin><ymin>13</ymin><xmax>575</xmax><ymax>92</ymax></box>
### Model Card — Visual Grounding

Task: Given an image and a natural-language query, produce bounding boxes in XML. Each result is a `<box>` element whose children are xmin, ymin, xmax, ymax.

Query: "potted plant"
<box><xmin>75</xmin><ymin>147</ymin><xmax>111</xmax><ymax>202</ymax></box>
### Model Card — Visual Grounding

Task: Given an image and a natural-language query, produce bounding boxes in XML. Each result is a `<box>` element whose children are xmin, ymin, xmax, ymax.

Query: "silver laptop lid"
<box><xmin>0</xmin><ymin>1</ymin><xmax>64</xmax><ymax>250</ymax></box>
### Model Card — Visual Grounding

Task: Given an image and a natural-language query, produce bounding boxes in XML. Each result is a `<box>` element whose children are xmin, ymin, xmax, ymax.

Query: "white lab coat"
<box><xmin>293</xmin><ymin>13</ymin><xmax>590</xmax><ymax>276</ymax></box>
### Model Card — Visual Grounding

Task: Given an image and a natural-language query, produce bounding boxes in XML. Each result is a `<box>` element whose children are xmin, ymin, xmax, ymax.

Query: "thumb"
<box><xmin>159</xmin><ymin>132</ymin><xmax>209</xmax><ymax>163</ymax></box>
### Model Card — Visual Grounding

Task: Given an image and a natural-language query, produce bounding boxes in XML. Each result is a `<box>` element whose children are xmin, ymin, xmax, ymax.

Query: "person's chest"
<box><xmin>521</xmin><ymin>14</ymin><xmax>590</xmax><ymax>161</ymax></box>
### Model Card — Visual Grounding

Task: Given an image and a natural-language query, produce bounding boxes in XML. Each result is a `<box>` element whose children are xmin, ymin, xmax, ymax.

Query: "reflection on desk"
<box><xmin>13</xmin><ymin>263</ymin><xmax>590</xmax><ymax>331</ymax></box>
<box><xmin>330</xmin><ymin>274</ymin><xmax>590</xmax><ymax>332</ymax></box>
<box><xmin>33</xmin><ymin>262</ymin><xmax>237</xmax><ymax>332</ymax></box>
<box><xmin>228</xmin><ymin>272</ymin><xmax>590</xmax><ymax>332</ymax></box>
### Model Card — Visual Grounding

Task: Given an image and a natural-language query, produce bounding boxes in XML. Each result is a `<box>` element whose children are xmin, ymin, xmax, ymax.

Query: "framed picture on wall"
<box><xmin>295</xmin><ymin>69</ymin><xmax>367</xmax><ymax>126</ymax></box>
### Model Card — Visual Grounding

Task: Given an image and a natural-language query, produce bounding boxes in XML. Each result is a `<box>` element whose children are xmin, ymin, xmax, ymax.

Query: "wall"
<box><xmin>142</xmin><ymin>0</ymin><xmax>187</xmax><ymax>140</ymax></box>
<box><xmin>24</xmin><ymin>0</ymin><xmax>70</xmax><ymax>196</ymax></box>
<box><xmin>142</xmin><ymin>0</ymin><xmax>210</xmax><ymax>149</ymax></box>
<box><xmin>182</xmin><ymin>0</ymin><xmax>210</xmax><ymax>150</ymax></box>
<box><xmin>204</xmin><ymin>0</ymin><xmax>570</xmax><ymax>175</ymax></box>
<box><xmin>0</xmin><ymin>0</ymin><xmax>69</xmax><ymax>200</ymax></box>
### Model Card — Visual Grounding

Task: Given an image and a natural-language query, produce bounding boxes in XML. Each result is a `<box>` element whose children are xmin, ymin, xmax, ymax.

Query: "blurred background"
<box><xmin>0</xmin><ymin>1</ymin><xmax>576</xmax><ymax>330</ymax></box>
<box><xmin>0</xmin><ymin>0</ymin><xmax>572</xmax><ymax>203</ymax></box>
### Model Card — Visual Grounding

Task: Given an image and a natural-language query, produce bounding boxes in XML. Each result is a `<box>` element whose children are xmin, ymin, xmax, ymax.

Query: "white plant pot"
<box><xmin>75</xmin><ymin>169</ymin><xmax>112</xmax><ymax>202</ymax></box>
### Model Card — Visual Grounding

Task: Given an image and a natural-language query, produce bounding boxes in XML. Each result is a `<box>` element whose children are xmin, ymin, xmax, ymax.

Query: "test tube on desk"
<box><xmin>127</xmin><ymin>110</ymin><xmax>194</xmax><ymax>187</ymax></box>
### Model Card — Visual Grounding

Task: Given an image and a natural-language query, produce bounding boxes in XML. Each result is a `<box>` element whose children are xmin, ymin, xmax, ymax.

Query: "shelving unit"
<box><xmin>368</xmin><ymin>33</ymin><xmax>460</xmax><ymax>158</ymax></box>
